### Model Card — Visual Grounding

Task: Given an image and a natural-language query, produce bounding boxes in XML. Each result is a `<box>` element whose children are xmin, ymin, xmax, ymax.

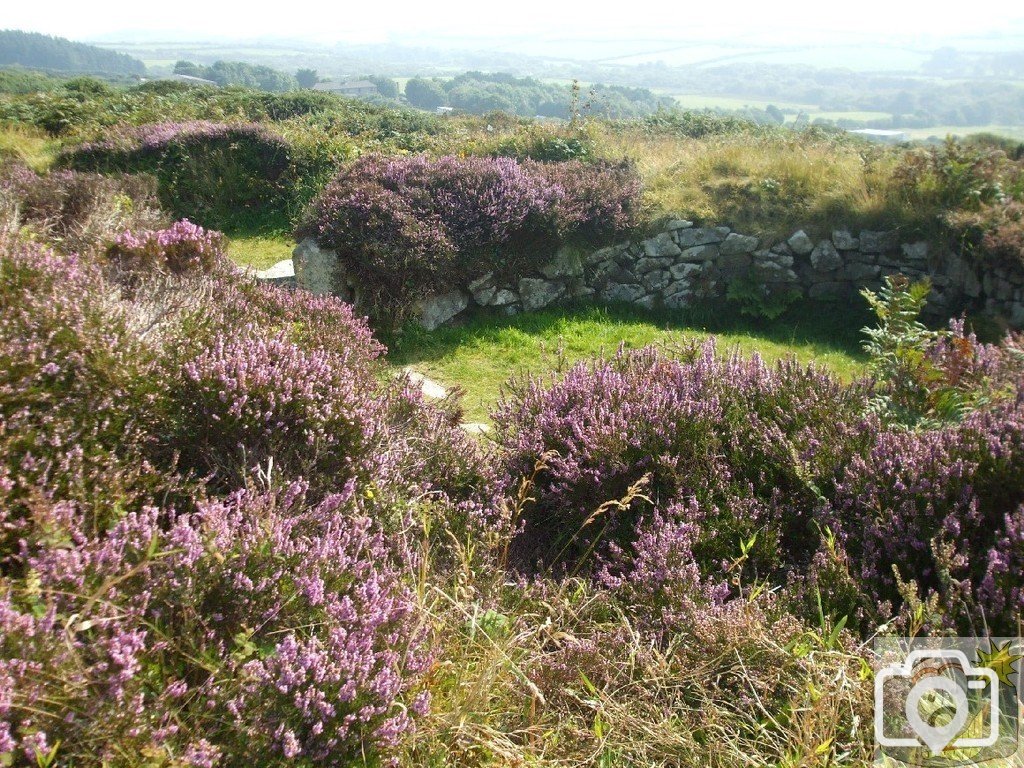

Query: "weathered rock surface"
<box><xmin>518</xmin><ymin>278</ymin><xmax>565</xmax><ymax>311</ymax></box>
<box><xmin>719</xmin><ymin>232</ymin><xmax>759</xmax><ymax>256</ymax></box>
<box><xmin>810</xmin><ymin>240</ymin><xmax>842</xmax><ymax>272</ymax></box>
<box><xmin>293</xmin><ymin>238</ymin><xmax>349</xmax><ymax>298</ymax></box>
<box><xmin>787</xmin><ymin>230</ymin><xmax>814</xmax><ymax>256</ymax></box>
<box><xmin>416</xmin><ymin>291</ymin><xmax>469</xmax><ymax>331</ymax></box>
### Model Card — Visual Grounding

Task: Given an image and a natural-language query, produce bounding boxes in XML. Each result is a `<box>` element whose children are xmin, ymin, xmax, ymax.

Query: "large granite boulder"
<box><xmin>293</xmin><ymin>238</ymin><xmax>350</xmax><ymax>300</ymax></box>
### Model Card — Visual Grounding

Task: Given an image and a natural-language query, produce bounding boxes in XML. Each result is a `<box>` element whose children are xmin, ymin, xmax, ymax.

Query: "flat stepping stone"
<box><xmin>401</xmin><ymin>368</ymin><xmax>448</xmax><ymax>400</ymax></box>
<box><xmin>255</xmin><ymin>259</ymin><xmax>296</xmax><ymax>280</ymax></box>
<box><xmin>460</xmin><ymin>422</ymin><xmax>491</xmax><ymax>435</ymax></box>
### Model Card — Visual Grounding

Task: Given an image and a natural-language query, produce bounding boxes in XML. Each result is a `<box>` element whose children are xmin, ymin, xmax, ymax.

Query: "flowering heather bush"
<box><xmin>0</xmin><ymin>163</ymin><xmax>166</xmax><ymax>253</ymax></box>
<box><xmin>61</xmin><ymin>121</ymin><xmax>292</xmax><ymax>229</ymax></box>
<box><xmin>174</xmin><ymin>330</ymin><xmax>387</xmax><ymax>495</ymax></box>
<box><xmin>0</xmin><ymin>230</ymin><xmax>509</xmax><ymax>764</ymax></box>
<box><xmin>298</xmin><ymin>154</ymin><xmax>642</xmax><ymax>320</ymax></box>
<box><xmin>493</xmin><ymin>342</ymin><xmax>872</xmax><ymax>583</ymax></box>
<box><xmin>0</xmin><ymin>484</ymin><xmax>430</xmax><ymax>765</ymax></box>
<box><xmin>106</xmin><ymin>218</ymin><xmax>227</xmax><ymax>276</ymax></box>
<box><xmin>829</xmin><ymin>392</ymin><xmax>1024</xmax><ymax>634</ymax></box>
<box><xmin>525</xmin><ymin>158</ymin><xmax>643</xmax><ymax>243</ymax></box>
<box><xmin>0</xmin><ymin>239</ymin><xmax>178</xmax><ymax>549</ymax></box>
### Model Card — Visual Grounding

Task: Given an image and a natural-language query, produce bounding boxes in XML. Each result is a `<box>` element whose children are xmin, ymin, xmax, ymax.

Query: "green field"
<box><xmin>388</xmin><ymin>301</ymin><xmax>870</xmax><ymax>422</ymax></box>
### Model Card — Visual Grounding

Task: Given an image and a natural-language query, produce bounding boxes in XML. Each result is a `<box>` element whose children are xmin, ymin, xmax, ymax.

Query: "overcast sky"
<box><xmin>5</xmin><ymin>0</ymin><xmax>1024</xmax><ymax>46</ymax></box>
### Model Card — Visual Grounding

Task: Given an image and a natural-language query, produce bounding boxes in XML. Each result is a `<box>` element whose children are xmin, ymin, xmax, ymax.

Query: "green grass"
<box><xmin>388</xmin><ymin>300</ymin><xmax>871</xmax><ymax>422</ymax></box>
<box><xmin>0</xmin><ymin>124</ymin><xmax>58</xmax><ymax>171</ymax></box>
<box><xmin>225</xmin><ymin>234</ymin><xmax>295</xmax><ymax>271</ymax></box>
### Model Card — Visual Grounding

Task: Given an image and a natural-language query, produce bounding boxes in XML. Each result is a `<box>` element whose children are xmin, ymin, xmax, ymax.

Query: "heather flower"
<box><xmin>106</xmin><ymin>218</ymin><xmax>227</xmax><ymax>276</ymax></box>
<box><xmin>0</xmin><ymin>485</ymin><xmax>431</xmax><ymax>765</ymax></box>
<box><xmin>493</xmin><ymin>341</ymin><xmax>871</xmax><ymax>584</ymax></box>
<box><xmin>297</xmin><ymin>153</ymin><xmax>642</xmax><ymax>323</ymax></box>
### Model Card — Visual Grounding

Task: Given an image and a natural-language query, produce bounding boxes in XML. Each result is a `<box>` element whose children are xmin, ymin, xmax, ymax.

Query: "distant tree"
<box><xmin>364</xmin><ymin>75</ymin><xmax>398</xmax><ymax>99</ymax></box>
<box><xmin>296</xmin><ymin>68</ymin><xmax>319</xmax><ymax>88</ymax></box>
<box><xmin>0</xmin><ymin>30</ymin><xmax>144</xmax><ymax>76</ymax></box>
<box><xmin>173</xmin><ymin>60</ymin><xmax>204</xmax><ymax>78</ymax></box>
<box><xmin>405</xmin><ymin>77</ymin><xmax>447</xmax><ymax>110</ymax></box>
<box><xmin>64</xmin><ymin>76</ymin><xmax>114</xmax><ymax>96</ymax></box>
<box><xmin>174</xmin><ymin>60</ymin><xmax>297</xmax><ymax>91</ymax></box>
<box><xmin>765</xmin><ymin>104</ymin><xmax>785</xmax><ymax>124</ymax></box>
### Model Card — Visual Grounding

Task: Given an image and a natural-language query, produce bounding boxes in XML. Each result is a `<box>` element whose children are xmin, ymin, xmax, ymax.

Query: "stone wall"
<box><xmin>292</xmin><ymin>220</ymin><xmax>1024</xmax><ymax>330</ymax></box>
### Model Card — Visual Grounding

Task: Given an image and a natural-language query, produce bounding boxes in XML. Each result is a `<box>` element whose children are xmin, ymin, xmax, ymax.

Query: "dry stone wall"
<box><xmin>293</xmin><ymin>220</ymin><xmax>1024</xmax><ymax>330</ymax></box>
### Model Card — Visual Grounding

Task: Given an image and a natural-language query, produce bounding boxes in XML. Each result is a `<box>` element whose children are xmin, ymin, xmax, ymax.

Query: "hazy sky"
<box><xmin>5</xmin><ymin>0</ymin><xmax>1024</xmax><ymax>46</ymax></box>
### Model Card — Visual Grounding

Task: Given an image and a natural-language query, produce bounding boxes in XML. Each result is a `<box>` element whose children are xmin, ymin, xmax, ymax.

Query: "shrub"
<box><xmin>947</xmin><ymin>199</ymin><xmax>1024</xmax><ymax>271</ymax></box>
<box><xmin>0</xmin><ymin>163</ymin><xmax>166</xmax><ymax>253</ymax></box>
<box><xmin>61</xmin><ymin>121</ymin><xmax>292</xmax><ymax>230</ymax></box>
<box><xmin>527</xmin><ymin>158</ymin><xmax>643</xmax><ymax>243</ymax></box>
<box><xmin>492</xmin><ymin>342</ymin><xmax>871</xmax><ymax>585</ymax></box>
<box><xmin>298</xmin><ymin>154</ymin><xmax>642</xmax><ymax>322</ymax></box>
<box><xmin>174</xmin><ymin>330</ymin><xmax>387</xmax><ymax>495</ymax></box>
<box><xmin>861</xmin><ymin>275</ymin><xmax>1015</xmax><ymax>426</ymax></box>
<box><xmin>0</xmin><ymin>229</ymin><xmax>503</xmax><ymax>764</ymax></box>
<box><xmin>0</xmin><ymin>484</ymin><xmax>430</xmax><ymax>766</ymax></box>
<box><xmin>105</xmin><ymin>218</ymin><xmax>226</xmax><ymax>276</ymax></box>
<box><xmin>830</xmin><ymin>395</ymin><xmax>1024</xmax><ymax>634</ymax></box>
<box><xmin>0</xmin><ymin>239</ymin><xmax>177</xmax><ymax>549</ymax></box>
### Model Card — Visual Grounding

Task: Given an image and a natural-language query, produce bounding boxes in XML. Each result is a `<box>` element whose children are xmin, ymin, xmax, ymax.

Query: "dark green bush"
<box><xmin>61</xmin><ymin>121</ymin><xmax>292</xmax><ymax>230</ymax></box>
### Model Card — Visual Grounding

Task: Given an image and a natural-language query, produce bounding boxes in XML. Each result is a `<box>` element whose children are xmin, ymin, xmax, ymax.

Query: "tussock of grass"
<box><xmin>389</xmin><ymin>301</ymin><xmax>870</xmax><ymax>423</ymax></box>
<box><xmin>0</xmin><ymin>123</ymin><xmax>58</xmax><ymax>170</ymax></box>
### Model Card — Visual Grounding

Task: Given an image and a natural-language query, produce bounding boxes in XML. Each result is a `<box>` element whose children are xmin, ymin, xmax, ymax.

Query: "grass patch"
<box><xmin>388</xmin><ymin>299</ymin><xmax>871</xmax><ymax>422</ymax></box>
<box><xmin>226</xmin><ymin>233</ymin><xmax>295</xmax><ymax>271</ymax></box>
<box><xmin>593</xmin><ymin>126</ymin><xmax>920</xmax><ymax>241</ymax></box>
<box><xmin>0</xmin><ymin>123</ymin><xmax>58</xmax><ymax>170</ymax></box>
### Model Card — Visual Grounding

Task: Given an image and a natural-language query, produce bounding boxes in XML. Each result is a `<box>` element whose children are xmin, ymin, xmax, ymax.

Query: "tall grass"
<box><xmin>0</xmin><ymin>123</ymin><xmax>58</xmax><ymax>170</ymax></box>
<box><xmin>594</xmin><ymin>126</ymin><xmax>932</xmax><ymax>239</ymax></box>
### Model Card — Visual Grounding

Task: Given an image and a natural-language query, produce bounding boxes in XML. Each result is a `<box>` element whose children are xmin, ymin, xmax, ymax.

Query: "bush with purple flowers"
<box><xmin>493</xmin><ymin>342</ymin><xmax>872</xmax><ymax>585</ymax></box>
<box><xmin>0</xmin><ymin>162</ymin><xmax>166</xmax><ymax>253</ymax></box>
<box><xmin>106</xmin><ymin>218</ymin><xmax>227</xmax><ymax>275</ymax></box>
<box><xmin>298</xmin><ymin>154</ymin><xmax>642</xmax><ymax>320</ymax></box>
<box><xmin>829</xmin><ymin>394</ymin><xmax>1024</xmax><ymax>633</ymax></box>
<box><xmin>0</xmin><ymin>227</ymin><xmax>506</xmax><ymax>764</ymax></box>
<box><xmin>1</xmin><ymin>483</ymin><xmax>431</xmax><ymax>766</ymax></box>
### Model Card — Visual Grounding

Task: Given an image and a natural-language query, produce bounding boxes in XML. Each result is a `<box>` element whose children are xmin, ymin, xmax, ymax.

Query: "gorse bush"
<box><xmin>298</xmin><ymin>154</ymin><xmax>642</xmax><ymax>321</ymax></box>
